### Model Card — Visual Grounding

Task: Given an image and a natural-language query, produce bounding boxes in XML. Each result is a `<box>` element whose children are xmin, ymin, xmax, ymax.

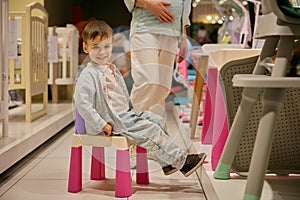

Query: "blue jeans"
<box><xmin>119</xmin><ymin>110</ymin><xmax>186</xmax><ymax>169</ymax></box>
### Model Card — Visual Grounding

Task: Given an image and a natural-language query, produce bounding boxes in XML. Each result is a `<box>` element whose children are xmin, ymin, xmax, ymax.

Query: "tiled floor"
<box><xmin>0</xmin><ymin>110</ymin><xmax>207</xmax><ymax>200</ymax></box>
<box><xmin>1</xmin><ymin>73</ymin><xmax>299</xmax><ymax>200</ymax></box>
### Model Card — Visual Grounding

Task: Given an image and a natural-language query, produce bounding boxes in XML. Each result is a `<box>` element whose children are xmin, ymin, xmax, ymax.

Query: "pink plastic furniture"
<box><xmin>178</xmin><ymin>57</ymin><xmax>188</xmax><ymax>80</ymax></box>
<box><xmin>201</xmin><ymin>67</ymin><xmax>218</xmax><ymax>144</ymax></box>
<box><xmin>201</xmin><ymin>48</ymin><xmax>261</xmax><ymax>170</ymax></box>
<box><xmin>68</xmin><ymin>110</ymin><xmax>149</xmax><ymax>198</ymax></box>
<box><xmin>200</xmin><ymin>67</ymin><xmax>230</xmax><ymax>170</ymax></box>
<box><xmin>211</xmin><ymin>78</ymin><xmax>229</xmax><ymax>171</ymax></box>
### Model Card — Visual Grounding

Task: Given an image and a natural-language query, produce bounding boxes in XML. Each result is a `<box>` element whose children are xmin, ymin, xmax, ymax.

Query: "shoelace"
<box><xmin>185</xmin><ymin>154</ymin><xmax>199</xmax><ymax>164</ymax></box>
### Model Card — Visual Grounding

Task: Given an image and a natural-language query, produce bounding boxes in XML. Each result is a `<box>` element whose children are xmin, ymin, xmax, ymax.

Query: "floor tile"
<box><xmin>130</xmin><ymin>179</ymin><xmax>205</xmax><ymax>200</ymax></box>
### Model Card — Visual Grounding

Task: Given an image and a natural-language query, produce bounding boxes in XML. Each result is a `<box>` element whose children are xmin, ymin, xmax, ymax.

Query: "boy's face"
<box><xmin>83</xmin><ymin>35</ymin><xmax>113</xmax><ymax>65</ymax></box>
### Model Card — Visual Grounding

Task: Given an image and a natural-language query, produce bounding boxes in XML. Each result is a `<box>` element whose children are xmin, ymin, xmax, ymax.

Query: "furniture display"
<box><xmin>214</xmin><ymin>1</ymin><xmax>300</xmax><ymax>199</ymax></box>
<box><xmin>205</xmin><ymin>49</ymin><xmax>261</xmax><ymax>171</ymax></box>
<box><xmin>8</xmin><ymin>2</ymin><xmax>48</xmax><ymax>122</ymax></box>
<box><xmin>48</xmin><ymin>24</ymin><xmax>79</xmax><ymax>103</ymax></box>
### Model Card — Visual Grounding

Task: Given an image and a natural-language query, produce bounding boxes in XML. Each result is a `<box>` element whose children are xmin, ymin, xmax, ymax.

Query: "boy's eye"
<box><xmin>105</xmin><ymin>45</ymin><xmax>111</xmax><ymax>49</ymax></box>
<box><xmin>93</xmin><ymin>46</ymin><xmax>100</xmax><ymax>50</ymax></box>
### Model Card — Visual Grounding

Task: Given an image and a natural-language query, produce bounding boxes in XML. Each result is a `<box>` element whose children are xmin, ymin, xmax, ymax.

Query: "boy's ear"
<box><xmin>83</xmin><ymin>42</ymin><xmax>89</xmax><ymax>54</ymax></box>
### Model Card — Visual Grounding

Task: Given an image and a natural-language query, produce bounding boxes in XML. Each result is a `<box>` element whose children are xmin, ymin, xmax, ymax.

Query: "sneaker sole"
<box><xmin>164</xmin><ymin>168</ymin><xmax>178</xmax><ymax>176</ymax></box>
<box><xmin>182</xmin><ymin>154</ymin><xmax>207</xmax><ymax>177</ymax></box>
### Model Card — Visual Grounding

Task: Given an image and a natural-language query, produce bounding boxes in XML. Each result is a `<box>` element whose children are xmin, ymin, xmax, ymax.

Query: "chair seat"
<box><xmin>72</xmin><ymin>134</ymin><xmax>132</xmax><ymax>150</ymax></box>
<box><xmin>233</xmin><ymin>74</ymin><xmax>300</xmax><ymax>88</ymax></box>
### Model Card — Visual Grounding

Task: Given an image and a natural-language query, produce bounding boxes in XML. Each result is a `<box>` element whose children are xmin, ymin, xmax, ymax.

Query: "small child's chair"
<box><xmin>67</xmin><ymin>109</ymin><xmax>149</xmax><ymax>198</ymax></box>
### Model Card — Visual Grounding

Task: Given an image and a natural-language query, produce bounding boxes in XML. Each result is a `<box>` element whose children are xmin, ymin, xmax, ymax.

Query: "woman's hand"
<box><xmin>102</xmin><ymin>123</ymin><xmax>113</xmax><ymax>136</ymax></box>
<box><xmin>136</xmin><ymin>0</ymin><xmax>174</xmax><ymax>23</ymax></box>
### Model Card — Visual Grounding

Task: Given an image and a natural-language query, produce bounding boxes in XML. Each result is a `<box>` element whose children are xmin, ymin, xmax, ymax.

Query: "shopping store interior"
<box><xmin>1</xmin><ymin>0</ymin><xmax>300</xmax><ymax>199</ymax></box>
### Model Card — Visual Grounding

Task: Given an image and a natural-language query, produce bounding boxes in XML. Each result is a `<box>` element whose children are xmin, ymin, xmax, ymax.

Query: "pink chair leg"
<box><xmin>136</xmin><ymin>146</ymin><xmax>149</xmax><ymax>184</ymax></box>
<box><xmin>91</xmin><ymin>147</ymin><xmax>105</xmax><ymax>180</ymax></box>
<box><xmin>115</xmin><ymin>149</ymin><xmax>132</xmax><ymax>198</ymax></box>
<box><xmin>211</xmin><ymin>80</ymin><xmax>229</xmax><ymax>171</ymax></box>
<box><xmin>68</xmin><ymin>146</ymin><xmax>82</xmax><ymax>193</ymax></box>
<box><xmin>202</xmin><ymin>68</ymin><xmax>218</xmax><ymax>144</ymax></box>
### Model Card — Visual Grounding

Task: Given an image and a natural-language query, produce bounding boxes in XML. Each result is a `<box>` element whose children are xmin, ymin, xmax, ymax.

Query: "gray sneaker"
<box><xmin>180</xmin><ymin>153</ymin><xmax>206</xmax><ymax>177</ymax></box>
<box><xmin>8</xmin><ymin>89</ymin><xmax>23</xmax><ymax>108</ymax></box>
<box><xmin>162</xmin><ymin>165</ymin><xmax>178</xmax><ymax>175</ymax></box>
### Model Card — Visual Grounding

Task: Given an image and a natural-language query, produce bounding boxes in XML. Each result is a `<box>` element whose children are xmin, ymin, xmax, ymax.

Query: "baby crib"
<box><xmin>48</xmin><ymin>24</ymin><xmax>79</xmax><ymax>103</ymax></box>
<box><xmin>8</xmin><ymin>2</ymin><xmax>48</xmax><ymax>122</ymax></box>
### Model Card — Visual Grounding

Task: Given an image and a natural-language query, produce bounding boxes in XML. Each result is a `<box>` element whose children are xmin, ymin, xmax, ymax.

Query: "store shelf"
<box><xmin>0</xmin><ymin>103</ymin><xmax>73</xmax><ymax>174</ymax></box>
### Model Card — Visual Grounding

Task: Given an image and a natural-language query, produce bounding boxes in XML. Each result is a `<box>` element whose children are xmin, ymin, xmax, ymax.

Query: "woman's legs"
<box><xmin>130</xmin><ymin>33</ymin><xmax>178</xmax><ymax>117</ymax></box>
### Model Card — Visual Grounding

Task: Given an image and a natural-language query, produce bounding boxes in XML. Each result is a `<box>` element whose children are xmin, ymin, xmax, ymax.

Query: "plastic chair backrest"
<box><xmin>219</xmin><ymin>55</ymin><xmax>300</xmax><ymax>174</ymax></box>
<box><xmin>74</xmin><ymin>77</ymin><xmax>86</xmax><ymax>135</ymax></box>
<box><xmin>75</xmin><ymin>109</ymin><xmax>86</xmax><ymax>134</ymax></box>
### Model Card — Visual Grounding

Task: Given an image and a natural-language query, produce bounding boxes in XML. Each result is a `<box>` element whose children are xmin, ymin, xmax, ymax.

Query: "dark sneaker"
<box><xmin>180</xmin><ymin>153</ymin><xmax>206</xmax><ymax>177</ymax></box>
<box><xmin>9</xmin><ymin>89</ymin><xmax>23</xmax><ymax>106</ymax></box>
<box><xmin>162</xmin><ymin>165</ymin><xmax>178</xmax><ymax>175</ymax></box>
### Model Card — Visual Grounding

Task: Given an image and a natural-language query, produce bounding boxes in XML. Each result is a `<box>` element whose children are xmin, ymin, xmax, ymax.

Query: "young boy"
<box><xmin>73</xmin><ymin>20</ymin><xmax>206</xmax><ymax>177</ymax></box>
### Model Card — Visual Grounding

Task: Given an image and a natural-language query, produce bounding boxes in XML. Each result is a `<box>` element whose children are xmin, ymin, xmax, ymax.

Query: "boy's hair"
<box><xmin>82</xmin><ymin>20</ymin><xmax>113</xmax><ymax>43</ymax></box>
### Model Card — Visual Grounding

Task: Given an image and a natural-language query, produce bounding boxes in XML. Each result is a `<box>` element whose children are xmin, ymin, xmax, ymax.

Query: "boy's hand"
<box><xmin>102</xmin><ymin>123</ymin><xmax>113</xmax><ymax>136</ymax></box>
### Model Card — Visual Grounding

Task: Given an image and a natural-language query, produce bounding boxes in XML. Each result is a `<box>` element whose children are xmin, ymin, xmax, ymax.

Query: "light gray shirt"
<box><xmin>103</xmin><ymin>64</ymin><xmax>130</xmax><ymax>114</ymax></box>
<box><xmin>124</xmin><ymin>0</ymin><xmax>191</xmax><ymax>38</ymax></box>
<box><xmin>74</xmin><ymin>62</ymin><xmax>129</xmax><ymax>135</ymax></box>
